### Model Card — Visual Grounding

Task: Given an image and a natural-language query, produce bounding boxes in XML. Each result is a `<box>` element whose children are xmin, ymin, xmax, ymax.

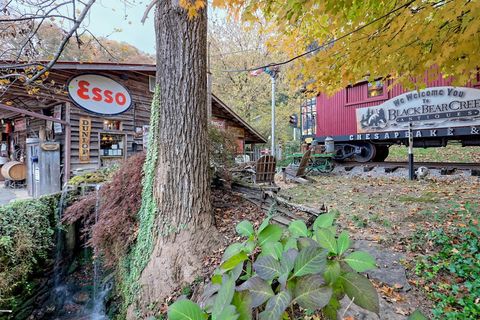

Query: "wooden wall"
<box><xmin>65</xmin><ymin>72</ymin><xmax>153</xmax><ymax>175</ymax></box>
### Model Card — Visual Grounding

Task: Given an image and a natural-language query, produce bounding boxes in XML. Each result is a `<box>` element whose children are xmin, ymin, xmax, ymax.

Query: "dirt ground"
<box><xmin>277</xmin><ymin>173</ymin><xmax>480</xmax><ymax>318</ymax></box>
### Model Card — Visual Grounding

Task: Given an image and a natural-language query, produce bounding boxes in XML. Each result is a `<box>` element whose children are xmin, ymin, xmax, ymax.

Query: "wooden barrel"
<box><xmin>1</xmin><ymin>161</ymin><xmax>27</xmax><ymax>181</ymax></box>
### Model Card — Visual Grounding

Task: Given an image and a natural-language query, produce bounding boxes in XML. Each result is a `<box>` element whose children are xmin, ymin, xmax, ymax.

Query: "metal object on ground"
<box><xmin>325</xmin><ymin>136</ymin><xmax>334</xmax><ymax>153</ymax></box>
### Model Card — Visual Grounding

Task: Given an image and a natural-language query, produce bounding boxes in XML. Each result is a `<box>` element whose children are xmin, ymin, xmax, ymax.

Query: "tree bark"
<box><xmin>128</xmin><ymin>1</ymin><xmax>218</xmax><ymax>317</ymax></box>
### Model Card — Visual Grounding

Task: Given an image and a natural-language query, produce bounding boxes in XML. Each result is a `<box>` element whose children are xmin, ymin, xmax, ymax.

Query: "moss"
<box><xmin>118</xmin><ymin>86</ymin><xmax>161</xmax><ymax>313</ymax></box>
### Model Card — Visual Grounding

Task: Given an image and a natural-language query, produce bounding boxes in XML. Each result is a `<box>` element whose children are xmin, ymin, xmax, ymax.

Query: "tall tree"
<box><xmin>125</xmin><ymin>1</ymin><xmax>219</xmax><ymax>316</ymax></box>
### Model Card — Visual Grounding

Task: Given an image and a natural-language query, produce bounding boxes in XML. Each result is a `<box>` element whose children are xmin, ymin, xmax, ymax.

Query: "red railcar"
<box><xmin>301</xmin><ymin>75</ymin><xmax>480</xmax><ymax>162</ymax></box>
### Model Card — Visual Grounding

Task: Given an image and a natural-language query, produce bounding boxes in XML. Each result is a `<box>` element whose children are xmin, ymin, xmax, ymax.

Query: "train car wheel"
<box><xmin>353</xmin><ymin>143</ymin><xmax>376</xmax><ymax>162</ymax></box>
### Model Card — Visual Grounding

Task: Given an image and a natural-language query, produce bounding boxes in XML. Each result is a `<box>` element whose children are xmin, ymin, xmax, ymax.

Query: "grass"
<box><xmin>398</xmin><ymin>192</ymin><xmax>437</xmax><ymax>203</ymax></box>
<box><xmin>387</xmin><ymin>144</ymin><xmax>480</xmax><ymax>163</ymax></box>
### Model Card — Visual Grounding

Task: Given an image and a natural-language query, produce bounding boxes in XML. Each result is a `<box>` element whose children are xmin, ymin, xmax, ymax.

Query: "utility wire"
<box><xmin>217</xmin><ymin>0</ymin><xmax>416</xmax><ymax>73</ymax></box>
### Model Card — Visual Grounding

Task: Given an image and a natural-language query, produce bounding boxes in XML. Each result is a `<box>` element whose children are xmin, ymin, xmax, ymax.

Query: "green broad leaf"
<box><xmin>216</xmin><ymin>305</ymin><xmax>239</xmax><ymax>320</ymax></box>
<box><xmin>288</xmin><ymin>220</ymin><xmax>308</xmax><ymax>238</ymax></box>
<box><xmin>244</xmin><ymin>239</ymin><xmax>256</xmax><ymax>254</ymax></box>
<box><xmin>236</xmin><ymin>220</ymin><xmax>254</xmax><ymax>238</ymax></box>
<box><xmin>253</xmin><ymin>255</ymin><xmax>281</xmax><ymax>280</ymax></box>
<box><xmin>278</xmin><ymin>249</ymin><xmax>299</xmax><ymax>287</ymax></box>
<box><xmin>221</xmin><ymin>252</ymin><xmax>248</xmax><ymax>271</ymax></box>
<box><xmin>259</xmin><ymin>291</ymin><xmax>292</xmax><ymax>320</ymax></box>
<box><xmin>168</xmin><ymin>300</ymin><xmax>207</xmax><ymax>320</ymax></box>
<box><xmin>324</xmin><ymin>260</ymin><xmax>341</xmax><ymax>285</ymax></box>
<box><xmin>223</xmin><ymin>243</ymin><xmax>244</xmax><ymax>262</ymax></box>
<box><xmin>283</xmin><ymin>237</ymin><xmax>298</xmax><ymax>251</ymax></box>
<box><xmin>232</xmin><ymin>291</ymin><xmax>252</xmax><ymax>320</ymax></box>
<box><xmin>297</xmin><ymin>237</ymin><xmax>318</xmax><ymax>250</ymax></box>
<box><xmin>257</xmin><ymin>217</ymin><xmax>271</xmax><ymax>235</ymax></box>
<box><xmin>212</xmin><ymin>274</ymin><xmax>236</xmax><ymax>319</ymax></box>
<box><xmin>336</xmin><ymin>231</ymin><xmax>351</xmax><ymax>256</ymax></box>
<box><xmin>343</xmin><ymin>251</ymin><xmax>376</xmax><ymax>272</ymax></box>
<box><xmin>292</xmin><ymin>246</ymin><xmax>328</xmax><ymax>278</ymax></box>
<box><xmin>258</xmin><ymin>224</ymin><xmax>283</xmax><ymax>247</ymax></box>
<box><xmin>341</xmin><ymin>272</ymin><xmax>379</xmax><ymax>315</ymax></box>
<box><xmin>261</xmin><ymin>241</ymin><xmax>283</xmax><ymax>260</ymax></box>
<box><xmin>313</xmin><ymin>213</ymin><xmax>335</xmax><ymax>230</ymax></box>
<box><xmin>211</xmin><ymin>274</ymin><xmax>222</xmax><ymax>285</ymax></box>
<box><xmin>408</xmin><ymin>310</ymin><xmax>428</xmax><ymax>320</ymax></box>
<box><xmin>237</xmin><ymin>276</ymin><xmax>274</xmax><ymax>308</ymax></box>
<box><xmin>294</xmin><ymin>274</ymin><xmax>333</xmax><ymax>310</ymax></box>
<box><xmin>199</xmin><ymin>284</ymin><xmax>220</xmax><ymax>309</ymax></box>
<box><xmin>231</xmin><ymin>263</ymin><xmax>244</xmax><ymax>281</ymax></box>
<box><xmin>280</xmin><ymin>249</ymin><xmax>298</xmax><ymax>274</ymax></box>
<box><xmin>315</xmin><ymin>228</ymin><xmax>338</xmax><ymax>254</ymax></box>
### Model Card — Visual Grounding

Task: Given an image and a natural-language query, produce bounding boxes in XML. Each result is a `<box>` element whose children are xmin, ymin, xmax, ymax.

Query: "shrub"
<box><xmin>168</xmin><ymin>213</ymin><xmax>379</xmax><ymax>320</ymax></box>
<box><xmin>63</xmin><ymin>152</ymin><xmax>145</xmax><ymax>267</ymax></box>
<box><xmin>209</xmin><ymin>125</ymin><xmax>237</xmax><ymax>167</ymax></box>
<box><xmin>0</xmin><ymin>196</ymin><xmax>57</xmax><ymax>308</ymax></box>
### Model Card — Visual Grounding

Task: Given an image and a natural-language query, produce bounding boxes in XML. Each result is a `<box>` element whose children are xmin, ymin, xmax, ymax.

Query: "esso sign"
<box><xmin>68</xmin><ymin>74</ymin><xmax>132</xmax><ymax>115</ymax></box>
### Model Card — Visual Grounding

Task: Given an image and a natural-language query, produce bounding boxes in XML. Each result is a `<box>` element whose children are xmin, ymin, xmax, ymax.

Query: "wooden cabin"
<box><xmin>0</xmin><ymin>62</ymin><xmax>266</xmax><ymax>196</ymax></box>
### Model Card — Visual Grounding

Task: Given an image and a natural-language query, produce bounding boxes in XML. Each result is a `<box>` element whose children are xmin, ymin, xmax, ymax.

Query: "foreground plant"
<box><xmin>415</xmin><ymin>203</ymin><xmax>480</xmax><ymax>319</ymax></box>
<box><xmin>168</xmin><ymin>212</ymin><xmax>379</xmax><ymax>319</ymax></box>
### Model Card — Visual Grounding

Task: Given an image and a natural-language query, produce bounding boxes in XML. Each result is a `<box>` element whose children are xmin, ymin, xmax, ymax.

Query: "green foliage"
<box><xmin>0</xmin><ymin>195</ymin><xmax>58</xmax><ymax>308</ymax></box>
<box><xmin>168</xmin><ymin>300</ymin><xmax>207</xmax><ymax>320</ymax></box>
<box><xmin>68</xmin><ymin>166</ymin><xmax>117</xmax><ymax>186</ymax></box>
<box><xmin>119</xmin><ymin>86</ymin><xmax>161</xmax><ymax>311</ymax></box>
<box><xmin>168</xmin><ymin>212</ymin><xmax>378</xmax><ymax>319</ymax></box>
<box><xmin>408</xmin><ymin>310</ymin><xmax>428</xmax><ymax>320</ymax></box>
<box><xmin>208</xmin><ymin>125</ymin><xmax>238</xmax><ymax>169</ymax></box>
<box><xmin>415</xmin><ymin>204</ymin><xmax>480</xmax><ymax>319</ymax></box>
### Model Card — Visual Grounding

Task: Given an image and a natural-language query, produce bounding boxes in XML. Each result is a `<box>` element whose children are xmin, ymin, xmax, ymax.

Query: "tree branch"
<box><xmin>141</xmin><ymin>0</ymin><xmax>158</xmax><ymax>24</ymax></box>
<box><xmin>26</xmin><ymin>0</ymin><xmax>97</xmax><ymax>84</ymax></box>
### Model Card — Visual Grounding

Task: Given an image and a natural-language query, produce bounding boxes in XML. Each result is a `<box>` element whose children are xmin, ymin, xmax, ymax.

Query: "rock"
<box><xmin>72</xmin><ymin>291</ymin><xmax>90</xmax><ymax>304</ymax></box>
<box><xmin>353</xmin><ymin>240</ymin><xmax>411</xmax><ymax>292</ymax></box>
<box><xmin>339</xmin><ymin>296</ymin><xmax>407</xmax><ymax>320</ymax></box>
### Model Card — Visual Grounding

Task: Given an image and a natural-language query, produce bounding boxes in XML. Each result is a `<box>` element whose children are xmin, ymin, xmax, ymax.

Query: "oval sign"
<box><xmin>67</xmin><ymin>74</ymin><xmax>132</xmax><ymax>115</ymax></box>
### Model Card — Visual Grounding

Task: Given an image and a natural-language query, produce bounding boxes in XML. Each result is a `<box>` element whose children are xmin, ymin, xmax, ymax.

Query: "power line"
<box><xmin>217</xmin><ymin>0</ymin><xmax>416</xmax><ymax>73</ymax></box>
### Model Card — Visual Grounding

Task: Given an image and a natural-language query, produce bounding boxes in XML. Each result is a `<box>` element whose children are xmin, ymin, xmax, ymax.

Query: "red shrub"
<box><xmin>63</xmin><ymin>152</ymin><xmax>145</xmax><ymax>266</ymax></box>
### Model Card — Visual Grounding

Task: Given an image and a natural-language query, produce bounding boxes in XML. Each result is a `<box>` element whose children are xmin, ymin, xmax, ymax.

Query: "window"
<box><xmin>368</xmin><ymin>80</ymin><xmax>384</xmax><ymax>98</ymax></box>
<box><xmin>100</xmin><ymin>133</ymin><xmax>124</xmax><ymax>157</ymax></box>
<box><xmin>301</xmin><ymin>98</ymin><xmax>316</xmax><ymax>136</ymax></box>
<box><xmin>103</xmin><ymin>120</ymin><xmax>122</xmax><ymax>131</ymax></box>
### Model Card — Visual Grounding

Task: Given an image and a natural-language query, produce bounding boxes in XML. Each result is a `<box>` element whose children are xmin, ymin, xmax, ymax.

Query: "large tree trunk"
<box><xmin>128</xmin><ymin>1</ymin><xmax>218</xmax><ymax>317</ymax></box>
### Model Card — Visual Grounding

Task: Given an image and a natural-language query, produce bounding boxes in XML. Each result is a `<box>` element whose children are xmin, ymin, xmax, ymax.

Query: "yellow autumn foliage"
<box><xmin>206</xmin><ymin>0</ymin><xmax>480</xmax><ymax>94</ymax></box>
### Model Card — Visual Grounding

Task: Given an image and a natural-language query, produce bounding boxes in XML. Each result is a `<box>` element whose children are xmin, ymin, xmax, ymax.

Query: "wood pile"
<box><xmin>232</xmin><ymin>181</ymin><xmax>327</xmax><ymax>226</ymax></box>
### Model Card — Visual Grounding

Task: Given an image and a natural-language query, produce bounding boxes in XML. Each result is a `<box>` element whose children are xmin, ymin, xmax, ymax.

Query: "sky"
<box><xmin>84</xmin><ymin>0</ymin><xmax>156</xmax><ymax>54</ymax></box>
<box><xmin>83</xmin><ymin>0</ymin><xmax>225</xmax><ymax>55</ymax></box>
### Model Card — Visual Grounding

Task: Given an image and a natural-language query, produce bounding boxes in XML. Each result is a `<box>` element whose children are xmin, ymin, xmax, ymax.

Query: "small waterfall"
<box><xmin>91</xmin><ymin>184</ymin><xmax>110</xmax><ymax>319</ymax></box>
<box><xmin>53</xmin><ymin>184</ymin><xmax>70</xmax><ymax>292</ymax></box>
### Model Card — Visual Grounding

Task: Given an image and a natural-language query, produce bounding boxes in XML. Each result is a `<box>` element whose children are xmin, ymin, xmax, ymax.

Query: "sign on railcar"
<box><xmin>356</xmin><ymin>86</ymin><xmax>480</xmax><ymax>133</ymax></box>
<box><xmin>68</xmin><ymin>74</ymin><xmax>133</xmax><ymax>115</ymax></box>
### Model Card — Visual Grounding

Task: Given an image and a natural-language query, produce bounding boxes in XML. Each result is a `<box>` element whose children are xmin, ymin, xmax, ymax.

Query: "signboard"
<box><xmin>211</xmin><ymin>118</ymin><xmax>226</xmax><ymax>129</ymax></box>
<box><xmin>14</xmin><ymin>118</ymin><xmax>26</xmax><ymax>132</ymax></box>
<box><xmin>67</xmin><ymin>74</ymin><xmax>132</xmax><ymax>115</ymax></box>
<box><xmin>79</xmin><ymin>117</ymin><xmax>91</xmax><ymax>163</ymax></box>
<box><xmin>356</xmin><ymin>86</ymin><xmax>480</xmax><ymax>133</ymax></box>
<box><xmin>53</xmin><ymin>105</ymin><xmax>63</xmax><ymax>134</ymax></box>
